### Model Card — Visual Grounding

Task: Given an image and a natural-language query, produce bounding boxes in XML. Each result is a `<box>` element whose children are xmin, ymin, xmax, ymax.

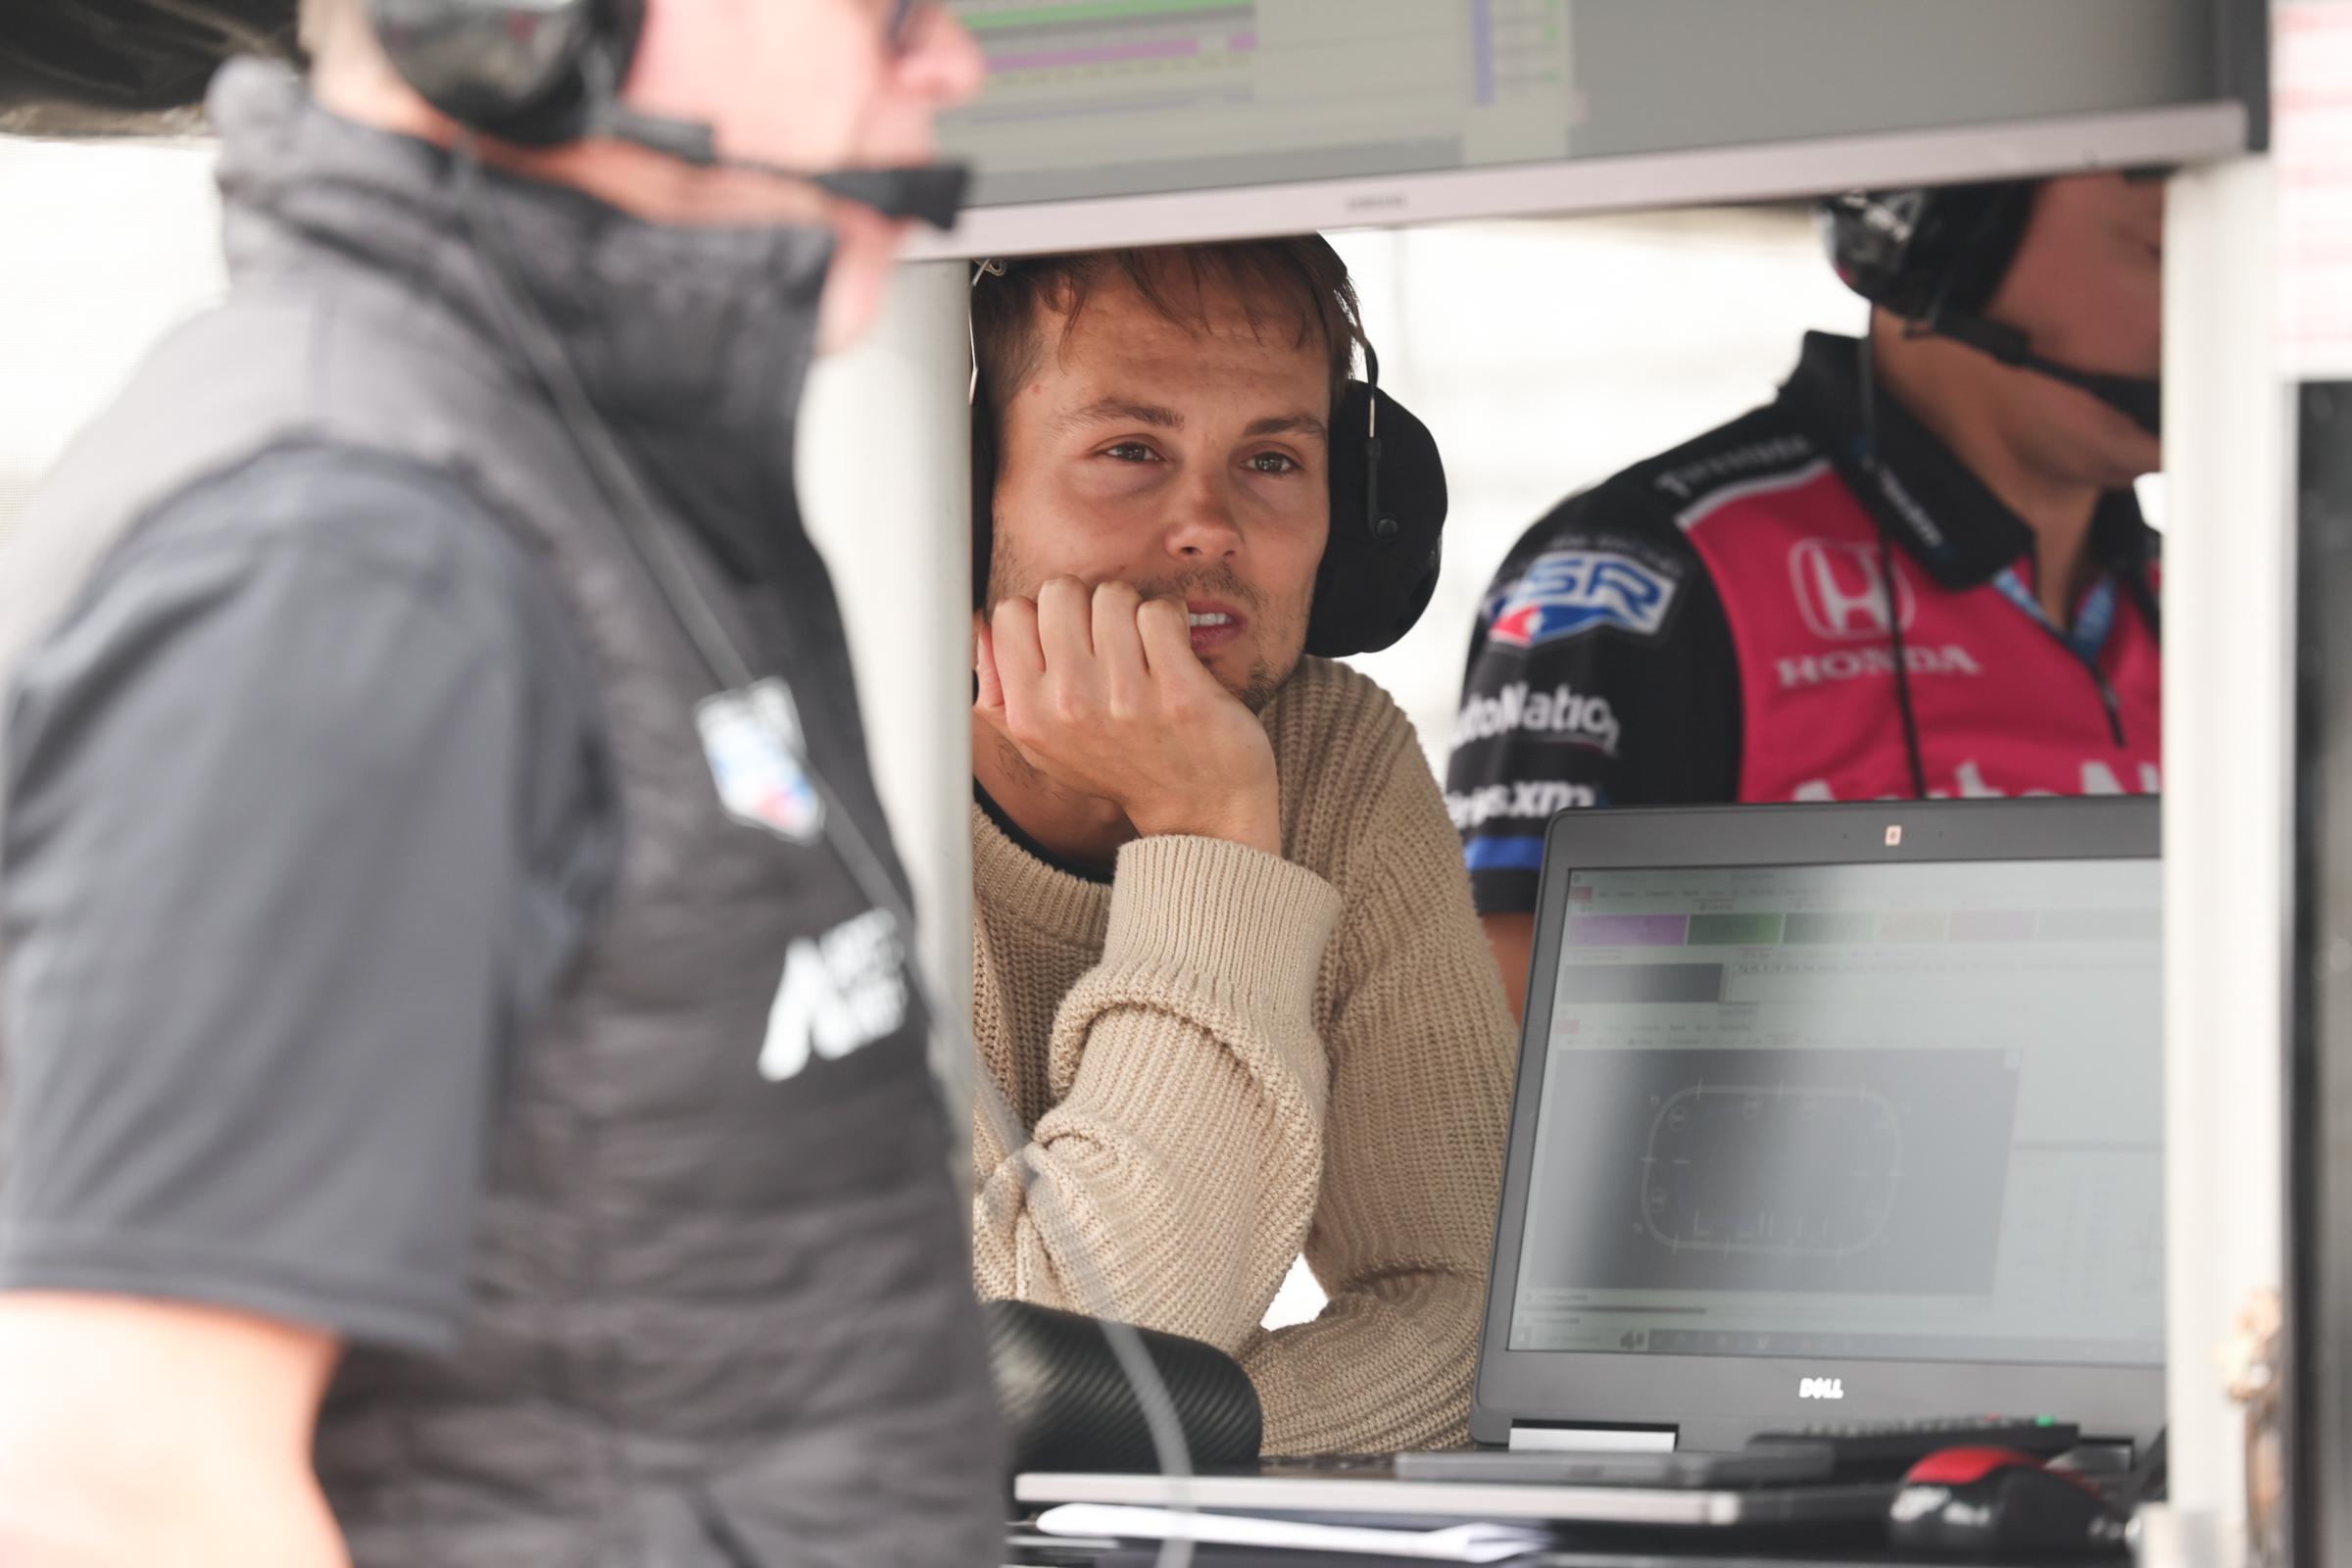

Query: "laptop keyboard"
<box><xmin>1747</xmin><ymin>1416</ymin><xmax>2082</xmax><ymax>1476</ymax></box>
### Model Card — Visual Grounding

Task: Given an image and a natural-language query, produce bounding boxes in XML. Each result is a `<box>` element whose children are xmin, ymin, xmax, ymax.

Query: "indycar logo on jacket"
<box><xmin>698</xmin><ymin>678</ymin><xmax>826</xmax><ymax>845</ymax></box>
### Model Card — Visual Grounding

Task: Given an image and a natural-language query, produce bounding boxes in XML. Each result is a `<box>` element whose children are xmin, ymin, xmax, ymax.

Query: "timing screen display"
<box><xmin>935</xmin><ymin>0</ymin><xmax>2219</xmax><ymax>211</ymax></box>
<box><xmin>939</xmin><ymin>0</ymin><xmax>1577</xmax><ymax>208</ymax></box>
<box><xmin>1508</xmin><ymin>858</ymin><xmax>2163</xmax><ymax>1368</ymax></box>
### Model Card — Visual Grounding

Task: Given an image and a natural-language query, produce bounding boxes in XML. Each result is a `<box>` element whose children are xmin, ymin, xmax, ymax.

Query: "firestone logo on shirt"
<box><xmin>1453</xmin><ymin>680</ymin><xmax>1622</xmax><ymax>756</ymax></box>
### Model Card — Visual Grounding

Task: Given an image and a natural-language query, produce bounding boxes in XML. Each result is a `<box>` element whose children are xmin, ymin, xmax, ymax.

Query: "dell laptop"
<box><xmin>1018</xmin><ymin>797</ymin><xmax>2165</xmax><ymax>1524</ymax></box>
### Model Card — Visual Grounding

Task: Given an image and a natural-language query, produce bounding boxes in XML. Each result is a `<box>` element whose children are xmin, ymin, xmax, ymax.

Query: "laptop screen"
<box><xmin>1508</xmin><ymin>856</ymin><xmax>2163</xmax><ymax>1369</ymax></box>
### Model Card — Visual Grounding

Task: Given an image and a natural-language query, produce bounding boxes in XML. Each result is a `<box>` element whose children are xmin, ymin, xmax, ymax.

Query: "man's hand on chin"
<box><xmin>976</xmin><ymin>576</ymin><xmax>1283</xmax><ymax>858</ymax></box>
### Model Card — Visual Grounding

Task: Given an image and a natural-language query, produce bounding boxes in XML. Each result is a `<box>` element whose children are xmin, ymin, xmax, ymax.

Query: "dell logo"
<box><xmin>1798</xmin><ymin>1377</ymin><xmax>1845</xmax><ymax>1401</ymax></box>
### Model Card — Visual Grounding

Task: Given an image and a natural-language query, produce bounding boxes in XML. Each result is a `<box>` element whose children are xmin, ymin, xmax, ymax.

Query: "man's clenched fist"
<box><xmin>976</xmin><ymin>577</ymin><xmax>1282</xmax><ymax>858</ymax></box>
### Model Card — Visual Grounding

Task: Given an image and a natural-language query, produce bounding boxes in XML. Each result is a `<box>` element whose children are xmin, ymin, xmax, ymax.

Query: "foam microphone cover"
<box><xmin>982</xmin><ymin>1299</ymin><xmax>1263</xmax><ymax>1475</ymax></box>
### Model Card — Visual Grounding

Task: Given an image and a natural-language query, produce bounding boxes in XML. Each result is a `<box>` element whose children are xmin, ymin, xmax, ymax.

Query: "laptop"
<box><xmin>1018</xmin><ymin>798</ymin><xmax>2166</xmax><ymax>1526</ymax></box>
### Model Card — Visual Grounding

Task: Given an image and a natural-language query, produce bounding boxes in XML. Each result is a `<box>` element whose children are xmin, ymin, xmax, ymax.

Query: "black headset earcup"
<box><xmin>1821</xmin><ymin>189</ymin><xmax>1930</xmax><ymax>315</ymax></box>
<box><xmin>1821</xmin><ymin>181</ymin><xmax>2036</xmax><ymax>322</ymax></box>
<box><xmin>366</xmin><ymin>0</ymin><xmax>644</xmax><ymax>144</ymax></box>
<box><xmin>1904</xmin><ymin>181</ymin><xmax>2035</xmax><ymax>316</ymax></box>
<box><xmin>1307</xmin><ymin>381</ymin><xmax>1446</xmax><ymax>659</ymax></box>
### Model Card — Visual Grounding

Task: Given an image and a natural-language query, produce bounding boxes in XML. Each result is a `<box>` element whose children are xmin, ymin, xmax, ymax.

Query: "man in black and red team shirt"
<box><xmin>1446</xmin><ymin>172</ymin><xmax>2164</xmax><ymax>1016</ymax></box>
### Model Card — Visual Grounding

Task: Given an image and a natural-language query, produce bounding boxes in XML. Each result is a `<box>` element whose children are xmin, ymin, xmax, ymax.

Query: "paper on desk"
<box><xmin>1034</xmin><ymin>1503</ymin><xmax>1551</xmax><ymax>1562</ymax></box>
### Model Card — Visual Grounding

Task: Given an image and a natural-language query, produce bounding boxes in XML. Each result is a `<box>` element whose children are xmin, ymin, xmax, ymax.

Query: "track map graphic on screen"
<box><xmin>1509</xmin><ymin>858</ymin><xmax>2163</xmax><ymax>1369</ymax></box>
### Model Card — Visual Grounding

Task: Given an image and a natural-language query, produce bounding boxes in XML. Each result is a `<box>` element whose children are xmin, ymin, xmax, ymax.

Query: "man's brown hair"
<box><xmin>968</xmin><ymin>239</ymin><xmax>1368</xmax><ymax>449</ymax></box>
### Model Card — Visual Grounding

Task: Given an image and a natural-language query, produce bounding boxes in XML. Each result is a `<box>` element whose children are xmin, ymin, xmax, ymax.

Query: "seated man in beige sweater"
<box><xmin>965</xmin><ymin>238</ymin><xmax>1517</xmax><ymax>1453</ymax></box>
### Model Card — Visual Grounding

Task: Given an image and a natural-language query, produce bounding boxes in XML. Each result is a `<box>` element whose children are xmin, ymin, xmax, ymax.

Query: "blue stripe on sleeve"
<box><xmin>1463</xmin><ymin>837</ymin><xmax>1546</xmax><ymax>873</ymax></box>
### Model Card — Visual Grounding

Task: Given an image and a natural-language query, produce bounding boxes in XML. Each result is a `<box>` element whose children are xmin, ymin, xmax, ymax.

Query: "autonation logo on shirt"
<box><xmin>1453</xmin><ymin>680</ymin><xmax>1621</xmax><ymax>756</ymax></box>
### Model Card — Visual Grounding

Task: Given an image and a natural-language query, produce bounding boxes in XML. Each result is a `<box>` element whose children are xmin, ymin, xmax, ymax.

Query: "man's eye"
<box><xmin>1247</xmin><ymin>452</ymin><xmax>1301</xmax><ymax>475</ymax></box>
<box><xmin>1102</xmin><ymin>442</ymin><xmax>1160</xmax><ymax>463</ymax></box>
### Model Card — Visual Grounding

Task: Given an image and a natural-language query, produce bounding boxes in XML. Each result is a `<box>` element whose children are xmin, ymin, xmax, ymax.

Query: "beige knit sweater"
<box><xmin>969</xmin><ymin>657</ymin><xmax>1516</xmax><ymax>1453</ymax></box>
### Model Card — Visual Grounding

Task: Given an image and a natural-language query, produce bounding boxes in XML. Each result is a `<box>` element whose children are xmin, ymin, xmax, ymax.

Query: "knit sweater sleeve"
<box><xmin>1238</xmin><ymin>681</ymin><xmax>1518</xmax><ymax>1454</ymax></box>
<box><xmin>970</xmin><ymin>834</ymin><xmax>1345</xmax><ymax>1350</ymax></box>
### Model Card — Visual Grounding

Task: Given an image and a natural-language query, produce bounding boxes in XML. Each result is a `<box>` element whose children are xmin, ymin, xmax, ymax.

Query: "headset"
<box><xmin>1820</xmin><ymin>180</ymin><xmax>2161</xmax><ymax>438</ymax></box>
<box><xmin>967</xmin><ymin>249</ymin><xmax>1449</xmax><ymax>661</ymax></box>
<box><xmin>361</xmin><ymin>0</ymin><xmax>969</xmax><ymax>226</ymax></box>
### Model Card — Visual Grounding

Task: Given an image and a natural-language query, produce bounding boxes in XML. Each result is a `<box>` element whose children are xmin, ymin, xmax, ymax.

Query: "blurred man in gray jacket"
<box><xmin>0</xmin><ymin>2</ymin><xmax>1000</xmax><ymax>1562</ymax></box>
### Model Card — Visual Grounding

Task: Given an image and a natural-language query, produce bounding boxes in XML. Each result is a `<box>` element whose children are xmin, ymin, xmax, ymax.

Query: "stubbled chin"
<box><xmin>1202</xmin><ymin>647</ymin><xmax>1286</xmax><ymax>714</ymax></box>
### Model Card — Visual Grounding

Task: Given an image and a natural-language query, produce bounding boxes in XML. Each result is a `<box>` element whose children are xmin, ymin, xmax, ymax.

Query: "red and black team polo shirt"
<box><xmin>1446</xmin><ymin>331</ymin><xmax>2161</xmax><ymax>917</ymax></box>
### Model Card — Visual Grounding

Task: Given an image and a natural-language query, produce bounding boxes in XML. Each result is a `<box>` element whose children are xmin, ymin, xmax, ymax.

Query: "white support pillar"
<box><xmin>2158</xmin><ymin>154</ymin><xmax>2289</xmax><ymax>1548</ymax></box>
<box><xmin>798</xmin><ymin>259</ymin><xmax>977</xmax><ymax>1120</ymax></box>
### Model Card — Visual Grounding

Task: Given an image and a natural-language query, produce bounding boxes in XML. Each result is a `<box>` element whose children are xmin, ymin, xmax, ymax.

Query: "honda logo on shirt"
<box><xmin>1789</xmin><ymin>540</ymin><xmax>1916</xmax><ymax>641</ymax></box>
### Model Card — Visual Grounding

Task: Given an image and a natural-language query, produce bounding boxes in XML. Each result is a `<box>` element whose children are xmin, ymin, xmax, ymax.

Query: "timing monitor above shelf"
<box><xmin>0</xmin><ymin>0</ymin><xmax>2264</xmax><ymax>252</ymax></box>
<box><xmin>911</xmin><ymin>0</ymin><xmax>2263</xmax><ymax>259</ymax></box>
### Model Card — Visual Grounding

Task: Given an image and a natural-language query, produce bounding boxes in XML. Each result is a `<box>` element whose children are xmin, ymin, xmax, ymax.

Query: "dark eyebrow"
<box><xmin>1244</xmin><ymin>413</ymin><xmax>1329</xmax><ymax>445</ymax></box>
<box><xmin>1054</xmin><ymin>399</ymin><xmax>1185</xmax><ymax>433</ymax></box>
